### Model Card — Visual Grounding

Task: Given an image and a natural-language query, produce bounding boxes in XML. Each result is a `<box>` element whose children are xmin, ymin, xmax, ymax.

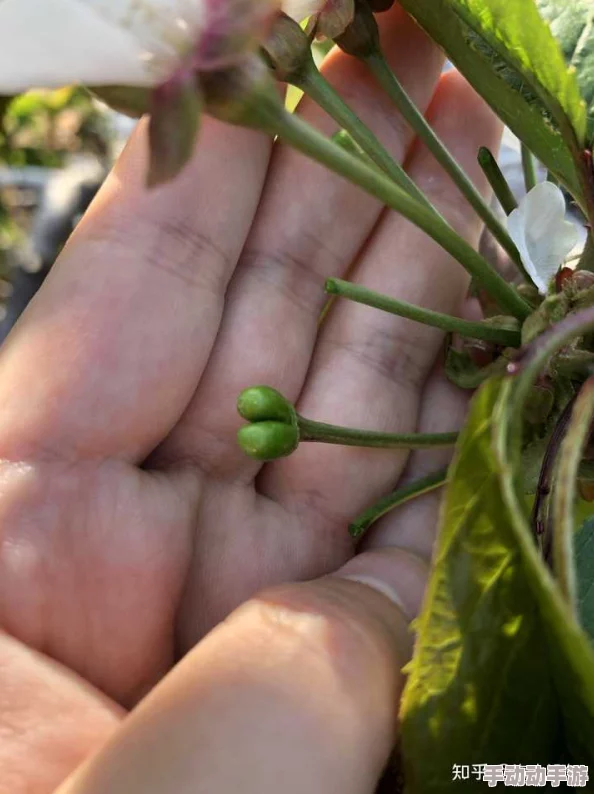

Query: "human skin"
<box><xmin>0</xmin><ymin>6</ymin><xmax>502</xmax><ymax>792</ymax></box>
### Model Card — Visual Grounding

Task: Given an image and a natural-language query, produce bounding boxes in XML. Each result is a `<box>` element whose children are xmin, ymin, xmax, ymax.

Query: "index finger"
<box><xmin>0</xmin><ymin>119</ymin><xmax>270</xmax><ymax>463</ymax></box>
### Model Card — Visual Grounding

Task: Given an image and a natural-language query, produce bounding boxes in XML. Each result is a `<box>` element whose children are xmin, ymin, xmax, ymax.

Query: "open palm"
<box><xmin>0</xmin><ymin>6</ymin><xmax>500</xmax><ymax>721</ymax></box>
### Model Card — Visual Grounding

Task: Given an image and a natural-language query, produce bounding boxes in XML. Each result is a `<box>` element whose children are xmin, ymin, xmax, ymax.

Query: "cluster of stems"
<box><xmin>223</xmin><ymin>0</ymin><xmax>593</xmax><ymax>533</ymax></box>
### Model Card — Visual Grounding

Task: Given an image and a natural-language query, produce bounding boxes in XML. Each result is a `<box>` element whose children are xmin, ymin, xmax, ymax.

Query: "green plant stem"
<box><xmin>298</xmin><ymin>417</ymin><xmax>458</xmax><ymax>449</ymax></box>
<box><xmin>477</xmin><ymin>146</ymin><xmax>518</xmax><ymax>215</ymax></box>
<box><xmin>552</xmin><ymin>379</ymin><xmax>594</xmax><ymax>611</ymax></box>
<box><xmin>325</xmin><ymin>277</ymin><xmax>521</xmax><ymax>347</ymax></box>
<box><xmin>365</xmin><ymin>52</ymin><xmax>524</xmax><ymax>272</ymax></box>
<box><xmin>258</xmin><ymin>103</ymin><xmax>530</xmax><ymax>320</ymax></box>
<box><xmin>521</xmin><ymin>144</ymin><xmax>537</xmax><ymax>192</ymax></box>
<box><xmin>296</xmin><ymin>63</ymin><xmax>434</xmax><ymax>212</ymax></box>
<box><xmin>350</xmin><ymin>469</ymin><xmax>448</xmax><ymax>539</ymax></box>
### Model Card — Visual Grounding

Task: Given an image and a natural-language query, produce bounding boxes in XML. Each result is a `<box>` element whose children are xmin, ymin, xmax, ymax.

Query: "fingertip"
<box><xmin>338</xmin><ymin>547</ymin><xmax>429</xmax><ymax>622</ymax></box>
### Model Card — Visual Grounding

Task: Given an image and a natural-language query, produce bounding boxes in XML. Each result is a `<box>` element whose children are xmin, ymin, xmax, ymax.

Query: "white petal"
<box><xmin>507</xmin><ymin>182</ymin><xmax>579</xmax><ymax>293</ymax></box>
<box><xmin>0</xmin><ymin>0</ymin><xmax>204</xmax><ymax>92</ymax></box>
<box><xmin>282</xmin><ymin>0</ymin><xmax>325</xmax><ymax>22</ymax></box>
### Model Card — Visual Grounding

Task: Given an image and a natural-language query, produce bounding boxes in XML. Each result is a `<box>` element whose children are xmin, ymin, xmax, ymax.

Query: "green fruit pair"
<box><xmin>237</xmin><ymin>386</ymin><xmax>299</xmax><ymax>461</ymax></box>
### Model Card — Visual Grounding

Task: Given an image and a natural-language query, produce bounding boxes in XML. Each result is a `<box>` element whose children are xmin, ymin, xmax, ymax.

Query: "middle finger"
<box><xmin>156</xmin><ymin>6</ymin><xmax>444</xmax><ymax>478</ymax></box>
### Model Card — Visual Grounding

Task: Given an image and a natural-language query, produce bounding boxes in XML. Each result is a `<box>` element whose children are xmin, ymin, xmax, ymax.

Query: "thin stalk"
<box><xmin>521</xmin><ymin>144</ymin><xmax>538</xmax><ymax>193</ymax></box>
<box><xmin>326</xmin><ymin>277</ymin><xmax>521</xmax><ymax>347</ymax></box>
<box><xmin>365</xmin><ymin>52</ymin><xmax>525</xmax><ymax>272</ymax></box>
<box><xmin>552</xmin><ymin>381</ymin><xmax>594</xmax><ymax>610</ymax></box>
<box><xmin>530</xmin><ymin>398</ymin><xmax>576</xmax><ymax>555</ymax></box>
<box><xmin>298</xmin><ymin>416</ymin><xmax>458</xmax><ymax>449</ymax></box>
<box><xmin>259</xmin><ymin>104</ymin><xmax>530</xmax><ymax>320</ymax></box>
<box><xmin>477</xmin><ymin>146</ymin><xmax>518</xmax><ymax>215</ymax></box>
<box><xmin>297</xmin><ymin>63</ymin><xmax>435</xmax><ymax>213</ymax></box>
<box><xmin>350</xmin><ymin>469</ymin><xmax>448</xmax><ymax>539</ymax></box>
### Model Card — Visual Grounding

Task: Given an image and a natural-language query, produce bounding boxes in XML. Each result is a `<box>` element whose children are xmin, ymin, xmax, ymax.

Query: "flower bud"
<box><xmin>238</xmin><ymin>421</ymin><xmax>300</xmax><ymax>460</ymax></box>
<box><xmin>556</xmin><ymin>266</ymin><xmax>594</xmax><ymax>296</ymax></box>
<box><xmin>521</xmin><ymin>292</ymin><xmax>570</xmax><ymax>345</ymax></box>
<box><xmin>515</xmin><ymin>282</ymin><xmax>542</xmax><ymax>307</ymax></box>
<box><xmin>262</xmin><ymin>13</ymin><xmax>313</xmax><ymax>83</ymax></box>
<box><xmin>462</xmin><ymin>339</ymin><xmax>498</xmax><ymax>369</ymax></box>
<box><xmin>334</xmin><ymin>0</ymin><xmax>380</xmax><ymax>58</ymax></box>
<box><xmin>201</xmin><ymin>54</ymin><xmax>281</xmax><ymax>127</ymax></box>
<box><xmin>237</xmin><ymin>385</ymin><xmax>297</xmax><ymax>424</ymax></box>
<box><xmin>307</xmin><ymin>0</ymin><xmax>356</xmax><ymax>41</ymax></box>
<box><xmin>571</xmin><ymin>271</ymin><xmax>594</xmax><ymax>292</ymax></box>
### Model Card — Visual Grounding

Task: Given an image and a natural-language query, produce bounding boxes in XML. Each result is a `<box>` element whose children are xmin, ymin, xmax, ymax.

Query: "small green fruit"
<box><xmin>237</xmin><ymin>386</ymin><xmax>296</xmax><ymax>425</ymax></box>
<box><xmin>237</xmin><ymin>421</ymin><xmax>299</xmax><ymax>461</ymax></box>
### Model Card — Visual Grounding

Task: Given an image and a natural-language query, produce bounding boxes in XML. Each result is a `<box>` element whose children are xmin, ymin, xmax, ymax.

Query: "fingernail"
<box><xmin>337</xmin><ymin>548</ymin><xmax>429</xmax><ymax>622</ymax></box>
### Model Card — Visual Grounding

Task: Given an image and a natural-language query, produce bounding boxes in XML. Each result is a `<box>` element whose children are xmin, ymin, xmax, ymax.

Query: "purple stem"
<box><xmin>531</xmin><ymin>396</ymin><xmax>577</xmax><ymax>561</ymax></box>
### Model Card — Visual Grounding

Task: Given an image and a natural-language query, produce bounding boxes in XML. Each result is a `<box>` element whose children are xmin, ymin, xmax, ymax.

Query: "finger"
<box><xmin>156</xmin><ymin>6</ymin><xmax>444</xmax><ymax>478</ymax></box>
<box><xmin>0</xmin><ymin>630</ymin><xmax>122</xmax><ymax>794</ymax></box>
<box><xmin>56</xmin><ymin>564</ymin><xmax>421</xmax><ymax>794</ymax></box>
<box><xmin>0</xmin><ymin>119</ymin><xmax>270</xmax><ymax>463</ymax></box>
<box><xmin>263</xmin><ymin>71</ymin><xmax>502</xmax><ymax>525</ymax></box>
<box><xmin>362</xmin><ymin>363</ymin><xmax>471</xmax><ymax>561</ymax></box>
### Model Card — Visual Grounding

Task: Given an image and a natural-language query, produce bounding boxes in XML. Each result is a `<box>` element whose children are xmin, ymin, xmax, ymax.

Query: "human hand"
<box><xmin>0</xmin><ymin>6</ymin><xmax>501</xmax><ymax>792</ymax></box>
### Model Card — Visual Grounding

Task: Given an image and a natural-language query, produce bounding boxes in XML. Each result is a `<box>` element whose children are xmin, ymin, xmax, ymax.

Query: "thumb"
<box><xmin>57</xmin><ymin>549</ymin><xmax>427</xmax><ymax>794</ymax></box>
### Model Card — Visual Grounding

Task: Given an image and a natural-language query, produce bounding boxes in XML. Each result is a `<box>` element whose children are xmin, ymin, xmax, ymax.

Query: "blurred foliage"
<box><xmin>0</xmin><ymin>87</ymin><xmax>111</xmax><ymax>276</ymax></box>
<box><xmin>0</xmin><ymin>86</ymin><xmax>109</xmax><ymax>167</ymax></box>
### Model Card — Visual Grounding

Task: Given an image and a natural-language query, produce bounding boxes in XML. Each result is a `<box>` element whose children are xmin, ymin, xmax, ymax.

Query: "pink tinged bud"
<box><xmin>193</xmin><ymin>0</ymin><xmax>279</xmax><ymax>72</ymax></box>
<box><xmin>306</xmin><ymin>0</ymin><xmax>355</xmax><ymax>40</ymax></box>
<box><xmin>263</xmin><ymin>13</ymin><xmax>313</xmax><ymax>82</ymax></box>
<box><xmin>147</xmin><ymin>69</ymin><xmax>202</xmax><ymax>187</ymax></box>
<box><xmin>333</xmin><ymin>0</ymin><xmax>379</xmax><ymax>57</ymax></box>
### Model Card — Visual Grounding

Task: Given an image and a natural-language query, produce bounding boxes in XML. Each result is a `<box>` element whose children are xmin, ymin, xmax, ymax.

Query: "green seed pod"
<box><xmin>238</xmin><ymin>421</ymin><xmax>299</xmax><ymax>461</ymax></box>
<box><xmin>237</xmin><ymin>386</ymin><xmax>296</xmax><ymax>425</ymax></box>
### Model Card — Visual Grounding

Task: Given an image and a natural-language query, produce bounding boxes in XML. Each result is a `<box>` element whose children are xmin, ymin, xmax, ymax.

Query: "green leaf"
<box><xmin>495</xmin><ymin>379</ymin><xmax>594</xmax><ymax>765</ymax></box>
<box><xmin>575</xmin><ymin>517</ymin><xmax>594</xmax><ymax>644</ymax></box>
<box><xmin>536</xmin><ymin>0</ymin><xmax>594</xmax><ymax>139</ymax></box>
<box><xmin>400</xmin><ymin>380</ymin><xmax>561</xmax><ymax>793</ymax></box>
<box><xmin>397</xmin><ymin>0</ymin><xmax>585</xmax><ymax>203</ymax></box>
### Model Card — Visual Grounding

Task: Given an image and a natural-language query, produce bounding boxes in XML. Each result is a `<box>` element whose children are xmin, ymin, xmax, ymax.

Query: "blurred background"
<box><xmin>0</xmin><ymin>88</ymin><xmax>133</xmax><ymax>343</ymax></box>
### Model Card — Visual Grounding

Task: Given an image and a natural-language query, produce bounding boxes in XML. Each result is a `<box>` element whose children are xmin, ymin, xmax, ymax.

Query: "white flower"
<box><xmin>507</xmin><ymin>182</ymin><xmax>579</xmax><ymax>294</ymax></box>
<box><xmin>0</xmin><ymin>0</ymin><xmax>277</xmax><ymax>92</ymax></box>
